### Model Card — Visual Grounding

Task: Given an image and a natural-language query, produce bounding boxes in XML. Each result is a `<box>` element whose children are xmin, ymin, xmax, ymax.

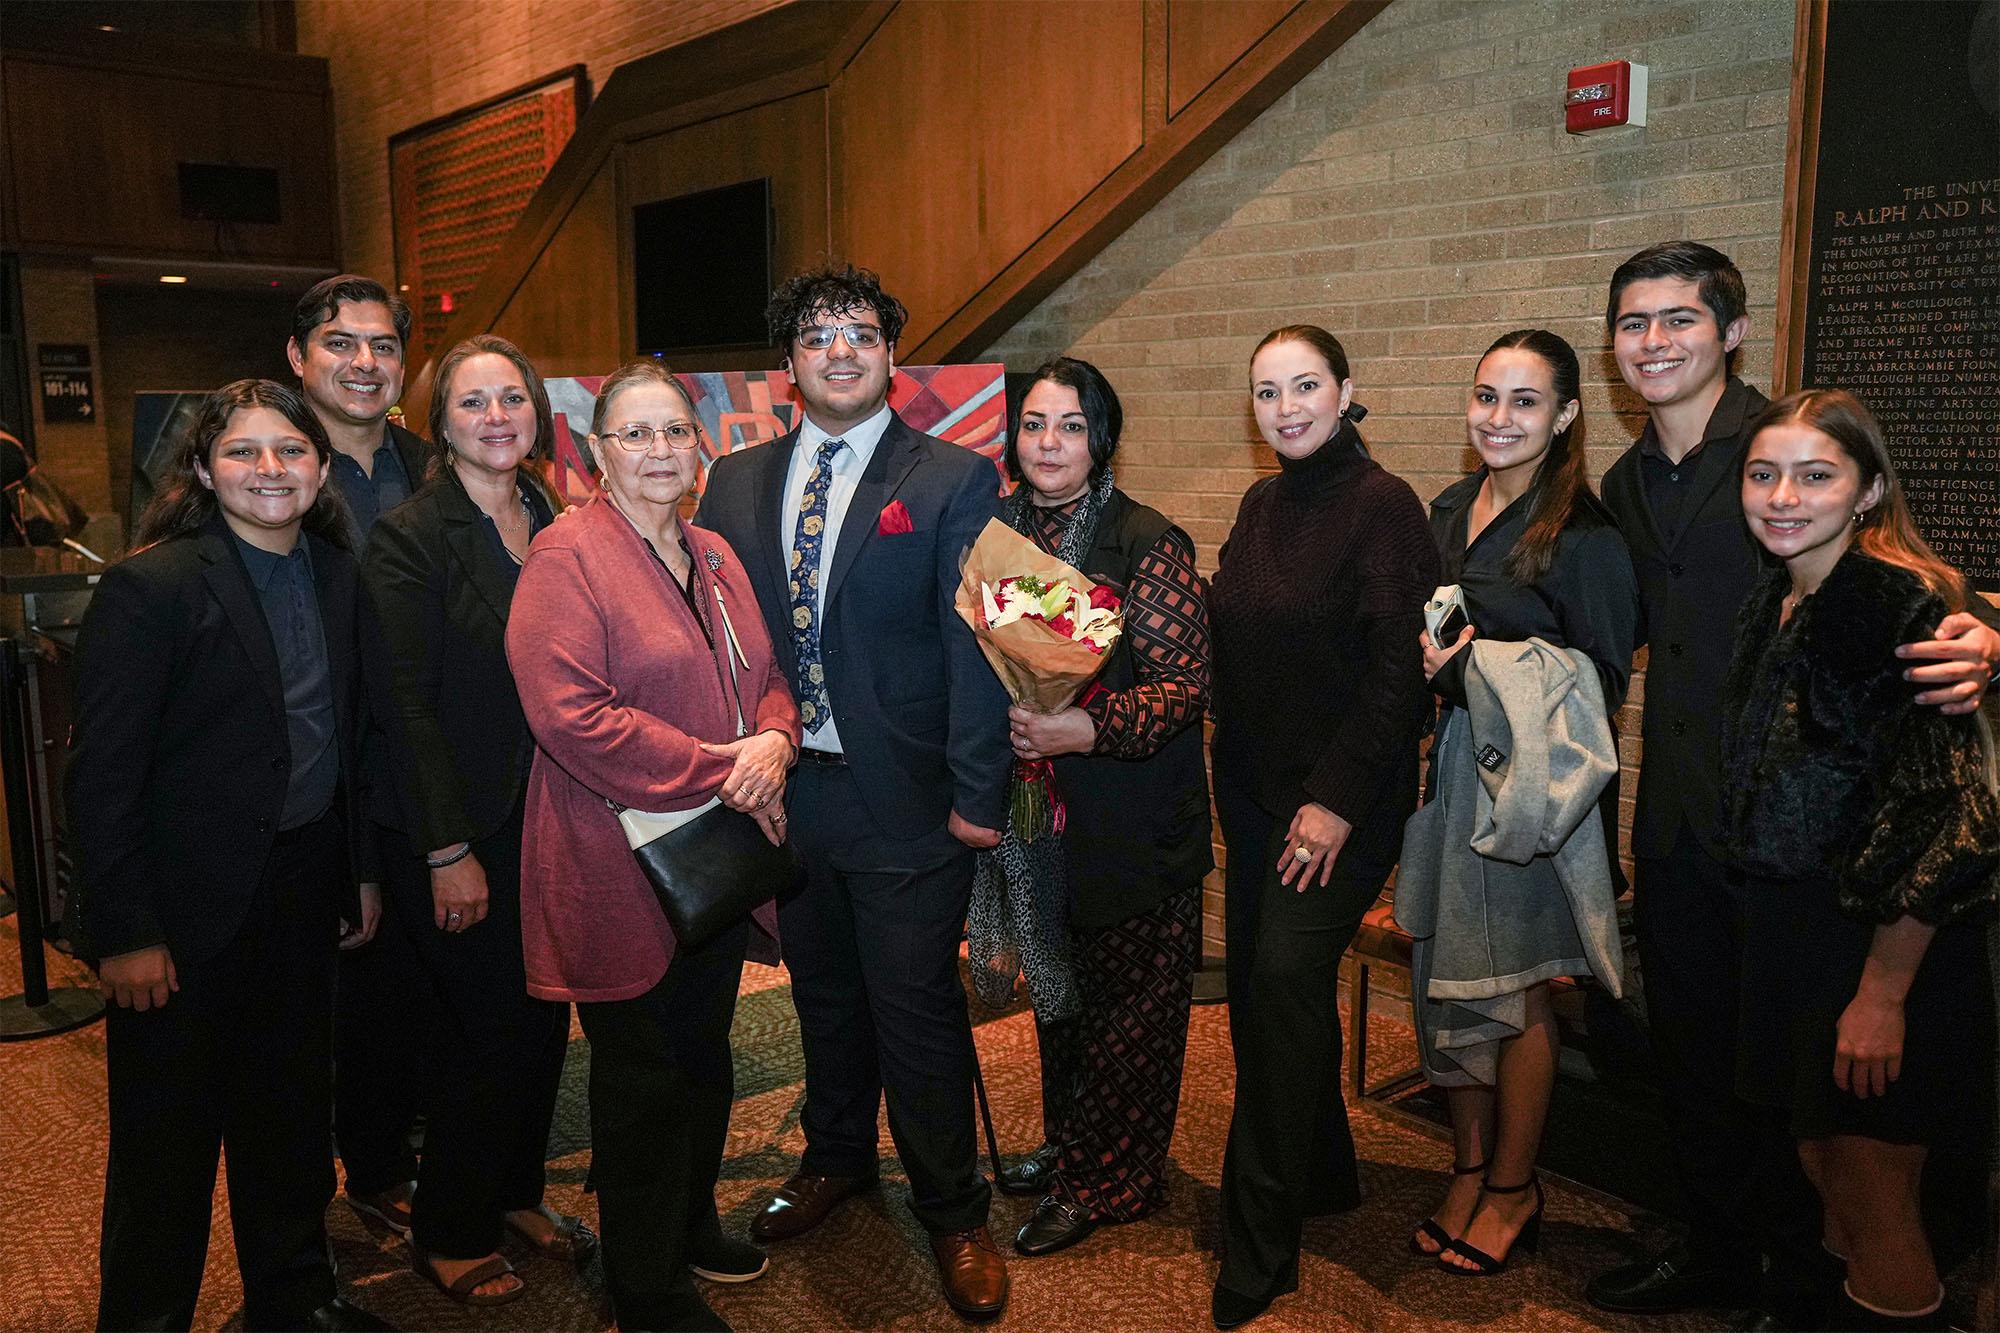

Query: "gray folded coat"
<box><xmin>1394</xmin><ymin>637</ymin><xmax>1625</xmax><ymax>1087</ymax></box>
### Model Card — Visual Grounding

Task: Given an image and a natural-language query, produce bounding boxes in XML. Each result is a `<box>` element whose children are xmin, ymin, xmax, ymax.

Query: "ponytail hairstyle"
<box><xmin>131</xmin><ymin>378</ymin><xmax>353</xmax><ymax>552</ymax></box>
<box><xmin>1746</xmin><ymin>389</ymin><xmax>1965</xmax><ymax>610</ymax></box>
<box><xmin>1479</xmin><ymin>329</ymin><xmax>1586</xmax><ymax>586</ymax></box>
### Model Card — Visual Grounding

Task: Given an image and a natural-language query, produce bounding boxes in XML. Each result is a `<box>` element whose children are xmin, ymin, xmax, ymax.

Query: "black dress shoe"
<box><xmin>750</xmin><ymin>1170</ymin><xmax>877</xmax><ymax>1241</ymax></box>
<box><xmin>1014</xmin><ymin>1195</ymin><xmax>1101</xmax><ymax>1256</ymax></box>
<box><xmin>1586</xmin><ymin>1246</ymin><xmax>1760</xmax><ymax>1314</ymax></box>
<box><xmin>299</xmin><ymin>1297</ymin><xmax>396</xmax><ymax>1331</ymax></box>
<box><xmin>1211</xmin><ymin>1283</ymin><xmax>1273</xmax><ymax>1330</ymax></box>
<box><xmin>996</xmin><ymin>1142</ymin><xmax>1060</xmax><ymax>1196</ymax></box>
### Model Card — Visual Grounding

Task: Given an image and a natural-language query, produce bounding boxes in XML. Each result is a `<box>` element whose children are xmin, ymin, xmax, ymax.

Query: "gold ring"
<box><xmin>1294</xmin><ymin>846</ymin><xmax>1314</xmax><ymax>862</ymax></box>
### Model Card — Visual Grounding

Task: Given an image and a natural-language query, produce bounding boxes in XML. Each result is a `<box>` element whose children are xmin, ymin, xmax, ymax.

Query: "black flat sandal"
<box><xmin>1408</xmin><ymin>1159</ymin><xmax>1486</xmax><ymax>1256</ymax></box>
<box><xmin>1438</xmin><ymin>1175</ymin><xmax>1544</xmax><ymax>1277</ymax></box>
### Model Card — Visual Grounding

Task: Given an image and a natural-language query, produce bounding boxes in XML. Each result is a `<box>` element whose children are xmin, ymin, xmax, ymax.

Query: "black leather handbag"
<box><xmin>615</xmin><ymin>561</ymin><xmax>801</xmax><ymax>949</ymax></box>
<box><xmin>622</xmin><ymin>797</ymin><xmax>802</xmax><ymax>950</ymax></box>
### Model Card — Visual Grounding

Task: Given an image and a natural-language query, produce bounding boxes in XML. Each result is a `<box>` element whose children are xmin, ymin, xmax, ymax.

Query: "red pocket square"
<box><xmin>877</xmin><ymin>500</ymin><xmax>915</xmax><ymax>536</ymax></box>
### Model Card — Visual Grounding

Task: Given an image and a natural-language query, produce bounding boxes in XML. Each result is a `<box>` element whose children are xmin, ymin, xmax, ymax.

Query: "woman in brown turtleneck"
<box><xmin>1207</xmin><ymin>326</ymin><xmax>1440</xmax><ymax>1331</ymax></box>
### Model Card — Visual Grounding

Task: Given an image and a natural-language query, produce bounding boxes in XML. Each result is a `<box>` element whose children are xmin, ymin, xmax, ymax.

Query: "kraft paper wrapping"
<box><xmin>953</xmin><ymin>517</ymin><xmax>1119</xmax><ymax>713</ymax></box>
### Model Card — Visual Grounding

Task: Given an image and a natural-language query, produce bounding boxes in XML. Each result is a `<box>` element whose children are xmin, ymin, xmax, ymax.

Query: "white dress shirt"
<box><xmin>779</xmin><ymin>403</ymin><xmax>894</xmax><ymax>753</ymax></box>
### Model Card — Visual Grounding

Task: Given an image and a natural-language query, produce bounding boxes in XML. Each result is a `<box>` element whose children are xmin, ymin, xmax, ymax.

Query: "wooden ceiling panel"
<box><xmin>4</xmin><ymin>56</ymin><xmax>337</xmax><ymax>262</ymax></box>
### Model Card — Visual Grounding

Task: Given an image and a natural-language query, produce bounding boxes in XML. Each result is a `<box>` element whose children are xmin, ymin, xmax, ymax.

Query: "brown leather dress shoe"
<box><xmin>750</xmin><ymin>1171</ymin><xmax>876</xmax><ymax>1241</ymax></box>
<box><xmin>930</xmin><ymin>1226</ymin><xmax>1009</xmax><ymax>1319</ymax></box>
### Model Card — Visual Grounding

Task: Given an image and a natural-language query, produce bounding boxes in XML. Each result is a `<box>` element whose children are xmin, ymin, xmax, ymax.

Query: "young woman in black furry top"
<box><xmin>1721</xmin><ymin>389</ymin><xmax>2000</xmax><ymax>1331</ymax></box>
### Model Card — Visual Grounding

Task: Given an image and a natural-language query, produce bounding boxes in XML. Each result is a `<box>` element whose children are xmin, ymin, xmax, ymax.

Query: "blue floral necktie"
<box><xmin>789</xmin><ymin>437</ymin><xmax>844</xmax><ymax>733</ymax></box>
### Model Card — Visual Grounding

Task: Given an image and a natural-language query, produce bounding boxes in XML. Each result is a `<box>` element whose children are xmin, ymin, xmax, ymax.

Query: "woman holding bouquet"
<box><xmin>992</xmin><ymin>356</ymin><xmax>1215</xmax><ymax>1258</ymax></box>
<box><xmin>1208</xmin><ymin>327</ymin><xmax>1440</xmax><ymax>1329</ymax></box>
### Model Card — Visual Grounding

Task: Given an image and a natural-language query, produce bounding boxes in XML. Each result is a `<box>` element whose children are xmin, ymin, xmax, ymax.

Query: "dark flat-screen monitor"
<box><xmin>633</xmin><ymin>179</ymin><xmax>773</xmax><ymax>354</ymax></box>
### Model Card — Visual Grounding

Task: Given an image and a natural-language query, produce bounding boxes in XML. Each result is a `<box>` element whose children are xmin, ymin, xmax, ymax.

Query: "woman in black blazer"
<box><xmin>359</xmin><ymin>335</ymin><xmax>583</xmax><ymax>1306</ymax></box>
<box><xmin>67</xmin><ymin>379</ymin><xmax>387</xmax><ymax>1331</ymax></box>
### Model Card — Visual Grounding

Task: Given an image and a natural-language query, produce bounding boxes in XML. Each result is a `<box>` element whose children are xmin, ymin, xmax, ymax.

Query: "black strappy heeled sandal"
<box><xmin>1408</xmin><ymin>1159</ymin><xmax>1487</xmax><ymax>1256</ymax></box>
<box><xmin>1438</xmin><ymin>1175</ymin><xmax>1544</xmax><ymax>1276</ymax></box>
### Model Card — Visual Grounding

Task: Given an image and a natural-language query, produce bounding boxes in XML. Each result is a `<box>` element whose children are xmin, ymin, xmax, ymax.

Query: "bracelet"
<box><xmin>426</xmin><ymin>842</ymin><xmax>472</xmax><ymax>869</ymax></box>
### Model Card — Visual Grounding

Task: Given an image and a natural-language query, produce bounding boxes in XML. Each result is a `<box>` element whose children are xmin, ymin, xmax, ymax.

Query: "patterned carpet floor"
<box><xmin>1</xmin><ymin>906</ymin><xmax>1747</xmax><ymax>1332</ymax></box>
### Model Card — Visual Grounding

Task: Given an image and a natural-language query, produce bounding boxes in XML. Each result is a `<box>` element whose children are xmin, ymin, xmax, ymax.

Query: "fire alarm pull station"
<box><xmin>1565</xmin><ymin>60</ymin><xmax>1647</xmax><ymax>133</ymax></box>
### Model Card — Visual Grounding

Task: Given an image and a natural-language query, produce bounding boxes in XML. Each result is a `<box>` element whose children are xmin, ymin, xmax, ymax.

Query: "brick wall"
<box><xmin>982</xmin><ymin>0</ymin><xmax>1799</xmax><ymax>955</ymax></box>
<box><xmin>293</xmin><ymin>0</ymin><xmax>784</xmax><ymax>288</ymax></box>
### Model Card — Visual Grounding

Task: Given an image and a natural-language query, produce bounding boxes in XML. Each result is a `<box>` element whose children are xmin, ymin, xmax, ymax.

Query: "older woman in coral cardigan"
<box><xmin>506</xmin><ymin>361</ymin><xmax>800</xmax><ymax>1333</ymax></box>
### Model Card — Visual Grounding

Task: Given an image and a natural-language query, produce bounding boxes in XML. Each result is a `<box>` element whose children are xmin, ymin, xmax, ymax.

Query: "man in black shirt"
<box><xmin>288</xmin><ymin>276</ymin><xmax>428</xmax><ymax>542</ymax></box>
<box><xmin>1588</xmin><ymin>242</ymin><xmax>1999</xmax><ymax>1330</ymax></box>
<box><xmin>288</xmin><ymin>275</ymin><xmax>432</xmax><ymax>1240</ymax></box>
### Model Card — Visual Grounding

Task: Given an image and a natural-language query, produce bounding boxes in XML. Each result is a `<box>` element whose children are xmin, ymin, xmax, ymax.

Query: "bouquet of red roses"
<box><xmin>954</xmin><ymin>518</ymin><xmax>1123</xmax><ymax>839</ymax></box>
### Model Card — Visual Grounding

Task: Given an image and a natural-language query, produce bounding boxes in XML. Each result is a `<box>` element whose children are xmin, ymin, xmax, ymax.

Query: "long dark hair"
<box><xmin>1007</xmin><ymin>356</ymin><xmax>1123</xmax><ymax>485</ymax></box>
<box><xmin>1479</xmin><ymin>329</ymin><xmax>1585</xmax><ymax>586</ymax></box>
<box><xmin>1746</xmin><ymin>389</ymin><xmax>1965</xmax><ymax>610</ymax></box>
<box><xmin>132</xmin><ymin>379</ymin><xmax>352</xmax><ymax>552</ymax></box>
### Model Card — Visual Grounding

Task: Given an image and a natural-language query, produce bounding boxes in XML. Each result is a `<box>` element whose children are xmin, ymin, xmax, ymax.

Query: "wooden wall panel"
<box><xmin>427</xmin><ymin>0</ymin><xmax>1381</xmax><ymax>387</ymax></box>
<box><xmin>2</xmin><ymin>54</ymin><xmax>337</xmax><ymax>263</ymax></box>
<box><xmin>489</xmin><ymin>169</ymin><xmax>620</xmax><ymax>380</ymax></box>
<box><xmin>618</xmin><ymin>90</ymin><xmax>830</xmax><ymax>370</ymax></box>
<box><xmin>1167</xmin><ymin>0</ymin><xmax>1300</xmax><ymax>118</ymax></box>
<box><xmin>830</xmin><ymin>0</ymin><xmax>1144</xmax><ymax>349</ymax></box>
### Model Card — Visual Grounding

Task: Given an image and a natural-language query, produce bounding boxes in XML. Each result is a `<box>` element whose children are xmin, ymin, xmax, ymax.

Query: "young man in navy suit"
<box><xmin>1587</xmin><ymin>241</ymin><xmax>1999</xmax><ymax>1331</ymax></box>
<box><xmin>695</xmin><ymin>264</ymin><xmax>1013</xmax><ymax>1318</ymax></box>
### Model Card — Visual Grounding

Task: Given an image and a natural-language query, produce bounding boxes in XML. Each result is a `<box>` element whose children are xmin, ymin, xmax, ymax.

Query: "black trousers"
<box><xmin>577</xmin><ymin>919</ymin><xmax>748</xmax><ymax>1330</ymax></box>
<box><xmin>781</xmin><ymin>759</ymin><xmax>990</xmax><ymax>1233</ymax></box>
<box><xmin>382</xmin><ymin>813</ymin><xmax>570</xmax><ymax>1258</ymax></box>
<box><xmin>1635</xmin><ymin>820</ymin><xmax>1824</xmax><ymax>1321</ymax></box>
<box><xmin>1215</xmin><ymin>786</ymin><xmax>1392</xmax><ymax>1301</ymax></box>
<box><xmin>332</xmin><ymin>858</ymin><xmax>425</xmax><ymax>1198</ymax></box>
<box><xmin>1031</xmin><ymin>1015</ymin><xmax>1082</xmax><ymax>1147</ymax></box>
<box><xmin>98</xmin><ymin>813</ymin><xmax>343</xmax><ymax>1331</ymax></box>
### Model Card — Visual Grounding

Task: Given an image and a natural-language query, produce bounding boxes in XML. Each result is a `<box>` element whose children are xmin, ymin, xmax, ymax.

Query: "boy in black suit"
<box><xmin>1587</xmin><ymin>242</ymin><xmax>1998</xmax><ymax>1330</ymax></box>
<box><xmin>69</xmin><ymin>380</ymin><xmax>389</xmax><ymax>1330</ymax></box>
<box><xmin>695</xmin><ymin>264</ymin><xmax>1013</xmax><ymax>1319</ymax></box>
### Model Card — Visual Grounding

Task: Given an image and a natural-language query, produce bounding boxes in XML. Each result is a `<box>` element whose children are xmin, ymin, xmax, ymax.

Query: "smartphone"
<box><xmin>1430</xmin><ymin>603</ymin><xmax>1469</xmax><ymax>649</ymax></box>
<box><xmin>1424</xmin><ymin>584</ymin><xmax>1469</xmax><ymax>649</ymax></box>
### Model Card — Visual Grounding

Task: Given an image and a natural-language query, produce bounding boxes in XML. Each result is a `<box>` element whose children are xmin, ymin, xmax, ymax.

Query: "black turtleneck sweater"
<box><xmin>1209</xmin><ymin>425</ymin><xmax>1441</xmax><ymax>863</ymax></box>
